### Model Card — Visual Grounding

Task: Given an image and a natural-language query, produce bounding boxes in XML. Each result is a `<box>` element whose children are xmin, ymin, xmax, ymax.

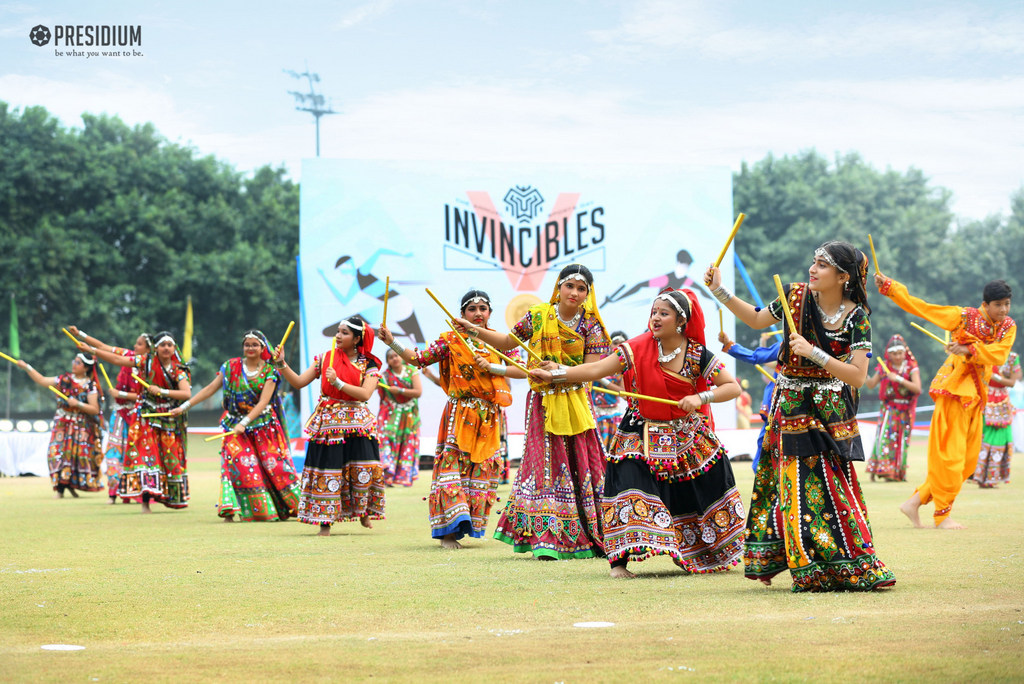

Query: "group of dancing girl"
<box><xmin>15</xmin><ymin>235</ymin><xmax>1015</xmax><ymax>592</ymax></box>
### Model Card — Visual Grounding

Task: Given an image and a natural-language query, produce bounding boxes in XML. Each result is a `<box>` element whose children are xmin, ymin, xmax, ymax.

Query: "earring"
<box><xmin>844</xmin><ymin>281</ymin><xmax>850</xmax><ymax>291</ymax></box>
<box><xmin>676</xmin><ymin>326</ymin><xmax>683</xmax><ymax>333</ymax></box>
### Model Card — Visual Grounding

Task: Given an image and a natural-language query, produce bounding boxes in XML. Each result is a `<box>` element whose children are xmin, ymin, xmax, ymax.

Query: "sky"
<box><xmin>2</xmin><ymin>0</ymin><xmax>1023</xmax><ymax>220</ymax></box>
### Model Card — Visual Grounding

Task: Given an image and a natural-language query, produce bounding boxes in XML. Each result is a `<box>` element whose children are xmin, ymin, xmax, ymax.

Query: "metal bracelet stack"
<box><xmin>488</xmin><ymin>363</ymin><xmax>506</xmax><ymax>376</ymax></box>
<box><xmin>809</xmin><ymin>346</ymin><xmax>831</xmax><ymax>368</ymax></box>
<box><xmin>698</xmin><ymin>390</ymin><xmax>715</xmax><ymax>405</ymax></box>
<box><xmin>550</xmin><ymin>366</ymin><xmax>568</xmax><ymax>384</ymax></box>
<box><xmin>712</xmin><ymin>285</ymin><xmax>732</xmax><ymax>305</ymax></box>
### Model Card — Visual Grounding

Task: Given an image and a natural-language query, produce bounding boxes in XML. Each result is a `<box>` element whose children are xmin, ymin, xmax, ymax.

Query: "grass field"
<box><xmin>2</xmin><ymin>436</ymin><xmax>1022</xmax><ymax>682</ymax></box>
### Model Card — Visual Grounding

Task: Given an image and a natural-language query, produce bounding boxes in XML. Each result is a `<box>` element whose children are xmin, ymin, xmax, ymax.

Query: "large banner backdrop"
<box><xmin>298</xmin><ymin>160</ymin><xmax>737</xmax><ymax>443</ymax></box>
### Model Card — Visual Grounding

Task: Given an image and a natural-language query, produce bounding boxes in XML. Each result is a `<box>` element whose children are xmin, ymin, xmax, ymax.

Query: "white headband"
<box><xmin>340</xmin><ymin>320</ymin><xmax>364</xmax><ymax>332</ymax></box>
<box><xmin>654</xmin><ymin>292</ymin><xmax>688</xmax><ymax>320</ymax></box>
<box><xmin>886</xmin><ymin>344</ymin><xmax>906</xmax><ymax>353</ymax></box>
<box><xmin>154</xmin><ymin>334</ymin><xmax>176</xmax><ymax>347</ymax></box>
<box><xmin>243</xmin><ymin>333</ymin><xmax>265</xmax><ymax>345</ymax></box>
<box><xmin>462</xmin><ymin>295</ymin><xmax>489</xmax><ymax>308</ymax></box>
<box><xmin>75</xmin><ymin>353</ymin><xmax>95</xmax><ymax>366</ymax></box>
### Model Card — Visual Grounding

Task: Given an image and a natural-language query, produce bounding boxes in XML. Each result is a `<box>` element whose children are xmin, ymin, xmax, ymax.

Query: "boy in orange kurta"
<box><xmin>875</xmin><ymin>274</ymin><xmax>1015</xmax><ymax>529</ymax></box>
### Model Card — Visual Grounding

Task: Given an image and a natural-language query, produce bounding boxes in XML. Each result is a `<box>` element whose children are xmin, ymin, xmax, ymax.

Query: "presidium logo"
<box><xmin>29</xmin><ymin>23</ymin><xmax>143</xmax><ymax>57</ymax></box>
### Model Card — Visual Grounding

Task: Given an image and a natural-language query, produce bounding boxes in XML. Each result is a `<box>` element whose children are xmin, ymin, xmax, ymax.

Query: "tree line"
<box><xmin>1</xmin><ymin>103</ymin><xmax>1021</xmax><ymax>415</ymax></box>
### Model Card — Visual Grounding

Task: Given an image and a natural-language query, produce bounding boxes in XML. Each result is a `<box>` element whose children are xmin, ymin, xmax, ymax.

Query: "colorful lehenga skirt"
<box><xmin>493</xmin><ymin>391</ymin><xmax>606</xmax><ymax>559</ymax></box>
<box><xmin>744</xmin><ymin>376</ymin><xmax>895</xmax><ymax>592</ymax></box>
<box><xmin>119</xmin><ymin>413</ymin><xmax>189</xmax><ymax>508</ymax></box>
<box><xmin>866</xmin><ymin>399</ymin><xmax>913</xmax><ymax>481</ymax></box>
<box><xmin>973</xmin><ymin>398</ymin><xmax>1014</xmax><ymax>486</ymax></box>
<box><xmin>377</xmin><ymin>399</ymin><xmax>420</xmax><ymax>487</ymax></box>
<box><xmin>218</xmin><ymin>421</ymin><xmax>301</xmax><ymax>521</ymax></box>
<box><xmin>429</xmin><ymin>396</ymin><xmax>502</xmax><ymax>539</ymax></box>
<box><xmin>47</xmin><ymin>409</ymin><xmax>104</xmax><ymax>493</ymax></box>
<box><xmin>104</xmin><ymin>409</ymin><xmax>131</xmax><ymax>498</ymax></box>
<box><xmin>603</xmin><ymin>410</ymin><xmax>745</xmax><ymax>572</ymax></box>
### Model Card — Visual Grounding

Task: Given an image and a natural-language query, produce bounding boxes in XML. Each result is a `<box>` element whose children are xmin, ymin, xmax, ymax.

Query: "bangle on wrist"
<box><xmin>160</xmin><ymin>388</ymin><xmax>169</xmax><ymax>397</ymax></box>
<box><xmin>77</xmin><ymin>330</ymin><xmax>88</xmax><ymax>340</ymax></box>
<box><xmin>331</xmin><ymin>378</ymin><xmax>345</xmax><ymax>391</ymax></box>
<box><xmin>23</xmin><ymin>364</ymin><xmax>34</xmax><ymax>373</ymax></box>
<box><xmin>809</xmin><ymin>346</ymin><xmax>832</xmax><ymax>368</ymax></box>
<box><xmin>598</xmin><ymin>377</ymin><xmax>613</xmax><ymax>388</ymax></box>
<box><xmin>698</xmin><ymin>390</ymin><xmax>715</xmax><ymax>405</ymax></box>
<box><xmin>238</xmin><ymin>416</ymin><xmax>251</xmax><ymax>427</ymax></box>
<box><xmin>118</xmin><ymin>390</ymin><xmax>128</xmax><ymax>399</ymax></box>
<box><xmin>712</xmin><ymin>285</ymin><xmax>733</xmax><ymax>305</ymax></box>
<box><xmin>488</xmin><ymin>362</ymin><xmax>507</xmax><ymax>377</ymax></box>
<box><xmin>388</xmin><ymin>340</ymin><xmax>406</xmax><ymax>356</ymax></box>
<box><xmin>550</xmin><ymin>366</ymin><xmax>568</xmax><ymax>384</ymax></box>
<box><xmin>179</xmin><ymin>400</ymin><xmax>192</xmax><ymax>411</ymax></box>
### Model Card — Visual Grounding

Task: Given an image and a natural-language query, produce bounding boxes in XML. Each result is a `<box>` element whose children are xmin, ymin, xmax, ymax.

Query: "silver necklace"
<box><xmin>816</xmin><ymin>299</ymin><xmax>846</xmax><ymax>325</ymax></box>
<box><xmin>557</xmin><ymin>308</ymin><xmax>581</xmax><ymax>329</ymax></box>
<box><xmin>657</xmin><ymin>339</ymin><xmax>683</xmax><ymax>363</ymax></box>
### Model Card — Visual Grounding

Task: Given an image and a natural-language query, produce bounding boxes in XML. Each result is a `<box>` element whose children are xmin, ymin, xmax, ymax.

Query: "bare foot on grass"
<box><xmin>68</xmin><ymin>488</ymin><xmax>79</xmax><ymax>498</ymax></box>
<box><xmin>609</xmin><ymin>566</ymin><xmax>635</xmax><ymax>578</ymax></box>
<box><xmin>223</xmin><ymin>515</ymin><xmax>234</xmax><ymax>522</ymax></box>
<box><xmin>108</xmin><ymin>497</ymin><xmax>117</xmax><ymax>505</ymax></box>
<box><xmin>759</xmin><ymin>577</ymin><xmax>772</xmax><ymax>587</ymax></box>
<box><xmin>141</xmin><ymin>499</ymin><xmax>152</xmax><ymax>514</ymax></box>
<box><xmin>318</xmin><ymin>524</ymin><xmax>331</xmax><ymax>536</ymax></box>
<box><xmin>937</xmin><ymin>517</ymin><xmax>966</xmax><ymax>530</ymax></box>
<box><xmin>899</xmin><ymin>493</ymin><xmax>923</xmax><ymax>528</ymax></box>
<box><xmin>440</xmin><ymin>535</ymin><xmax>463</xmax><ymax>550</ymax></box>
<box><xmin>360</xmin><ymin>516</ymin><xmax>373</xmax><ymax>529</ymax></box>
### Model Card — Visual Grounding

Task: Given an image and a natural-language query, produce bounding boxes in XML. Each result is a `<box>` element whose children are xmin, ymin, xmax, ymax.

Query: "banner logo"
<box><xmin>444</xmin><ymin>186</ymin><xmax>606</xmax><ymax>292</ymax></box>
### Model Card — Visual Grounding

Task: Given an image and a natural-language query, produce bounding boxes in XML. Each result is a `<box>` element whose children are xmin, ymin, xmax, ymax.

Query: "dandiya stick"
<box><xmin>427</xmin><ymin>286</ymin><xmax>543</xmax><ymax>364</ymax></box>
<box><xmin>445</xmin><ymin>320</ymin><xmax>529</xmax><ymax>373</ymax></box>
<box><xmin>61</xmin><ymin>327</ymin><xmax>81</xmax><ymax>346</ymax></box>
<box><xmin>910</xmin><ymin>321</ymin><xmax>946</xmax><ymax>347</ymax></box>
<box><xmin>754</xmin><ymin>364</ymin><xmax>775</xmax><ymax>383</ymax></box>
<box><xmin>772</xmin><ymin>275</ymin><xmax>797</xmax><ymax>334</ymax></box>
<box><xmin>204</xmin><ymin>431</ymin><xmax>232</xmax><ymax>442</ymax></box>
<box><xmin>48</xmin><ymin>385</ymin><xmax>71</xmax><ymax>402</ymax></box>
<box><xmin>718</xmin><ymin>309</ymin><xmax>724</xmax><ymax>334</ymax></box>
<box><xmin>278</xmin><ymin>321</ymin><xmax>295</xmax><ymax>349</ymax></box>
<box><xmin>98</xmin><ymin>363</ymin><xmax>115</xmax><ymax>391</ymax></box>
<box><xmin>767</xmin><ymin>330</ymin><xmax>784</xmax><ymax>337</ymax></box>
<box><xmin>877</xmin><ymin>358</ymin><xmax>893</xmax><ymax>375</ymax></box>
<box><xmin>141</xmin><ymin>412</ymin><xmax>174</xmax><ymax>418</ymax></box>
<box><xmin>382</xmin><ymin>276</ymin><xmax>390</xmax><ymax>327</ymax></box>
<box><xmin>592</xmin><ymin>385</ymin><xmax>679</xmax><ymax>407</ymax></box>
<box><xmin>327</xmin><ymin>335</ymin><xmax>336</xmax><ymax>369</ymax></box>
<box><xmin>132</xmin><ymin>373</ymin><xmax>151</xmax><ymax>389</ymax></box>
<box><xmin>868</xmin><ymin>234</ymin><xmax>880</xmax><ymax>274</ymax></box>
<box><xmin>0</xmin><ymin>350</ymin><xmax>18</xmax><ymax>364</ymax></box>
<box><xmin>713</xmin><ymin>213</ymin><xmax>746</xmax><ymax>268</ymax></box>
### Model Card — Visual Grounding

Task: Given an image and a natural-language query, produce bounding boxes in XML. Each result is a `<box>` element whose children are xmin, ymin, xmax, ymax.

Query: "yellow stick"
<box><xmin>877</xmin><ymin>358</ymin><xmax>892</xmax><ymax>375</ymax></box>
<box><xmin>141</xmin><ymin>412</ymin><xmax>174</xmax><ymax>418</ymax></box>
<box><xmin>132</xmin><ymin>372</ymin><xmax>151</xmax><ymax>389</ymax></box>
<box><xmin>718</xmin><ymin>309</ymin><xmax>724</xmax><ymax>334</ymax></box>
<box><xmin>444</xmin><ymin>320</ymin><xmax>529</xmax><ymax>373</ymax></box>
<box><xmin>328</xmin><ymin>336</ymin><xmax>336</xmax><ymax>369</ymax></box>
<box><xmin>772</xmin><ymin>275</ymin><xmax>797</xmax><ymax>333</ymax></box>
<box><xmin>868</xmin><ymin>234</ymin><xmax>880</xmax><ymax>274</ymax></box>
<box><xmin>98</xmin><ymin>363</ymin><xmax>115</xmax><ymax>391</ymax></box>
<box><xmin>278</xmin><ymin>321</ymin><xmax>295</xmax><ymax>349</ymax></box>
<box><xmin>444</xmin><ymin>319</ymin><xmax>475</xmax><ymax>352</ymax></box>
<box><xmin>0</xmin><ymin>350</ymin><xmax>18</xmax><ymax>364</ymax></box>
<box><xmin>713</xmin><ymin>213</ymin><xmax>746</xmax><ymax>268</ymax></box>
<box><xmin>910</xmin><ymin>321</ymin><xmax>946</xmax><ymax>346</ymax></box>
<box><xmin>382</xmin><ymin>276</ymin><xmax>390</xmax><ymax>326</ymax></box>
<box><xmin>754</xmin><ymin>364</ymin><xmax>775</xmax><ymax>383</ymax></box>
<box><xmin>424</xmin><ymin>287</ymin><xmax>459</xmax><ymax>321</ymax></box>
<box><xmin>48</xmin><ymin>385</ymin><xmax>71</xmax><ymax>402</ymax></box>
<box><xmin>592</xmin><ymin>385</ymin><xmax>679</xmax><ymax>407</ymax></box>
<box><xmin>944</xmin><ymin>329</ymin><xmax>950</xmax><ymax>345</ymax></box>
<box><xmin>204</xmin><ymin>431</ymin><xmax>232</xmax><ymax>442</ymax></box>
<box><xmin>61</xmin><ymin>327</ymin><xmax>81</xmax><ymax>346</ymax></box>
<box><xmin>427</xmin><ymin>286</ymin><xmax>544</xmax><ymax>364</ymax></box>
<box><xmin>767</xmin><ymin>330</ymin><xmax>784</xmax><ymax>337</ymax></box>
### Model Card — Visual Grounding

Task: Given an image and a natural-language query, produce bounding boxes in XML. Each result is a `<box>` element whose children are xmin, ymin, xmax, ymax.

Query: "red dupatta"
<box><xmin>625</xmin><ymin>288</ymin><xmax>713</xmax><ymax>423</ymax></box>
<box><xmin>319</xmin><ymin>323</ymin><xmax>381</xmax><ymax>401</ymax></box>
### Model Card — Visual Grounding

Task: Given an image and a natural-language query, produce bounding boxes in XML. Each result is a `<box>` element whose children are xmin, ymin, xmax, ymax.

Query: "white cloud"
<box><xmin>334</xmin><ymin>0</ymin><xmax>395</xmax><ymax>30</ymax></box>
<box><xmin>591</xmin><ymin>1</ymin><xmax>1024</xmax><ymax>62</ymax></box>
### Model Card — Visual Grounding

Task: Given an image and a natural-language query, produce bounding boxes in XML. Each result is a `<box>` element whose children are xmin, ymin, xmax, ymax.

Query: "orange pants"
<box><xmin>918</xmin><ymin>394</ymin><xmax>983</xmax><ymax>524</ymax></box>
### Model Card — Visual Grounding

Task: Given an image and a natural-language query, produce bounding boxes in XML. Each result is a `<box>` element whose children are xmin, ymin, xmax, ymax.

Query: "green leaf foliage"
<box><xmin>0</xmin><ymin>103</ymin><xmax>299</xmax><ymax>412</ymax></box>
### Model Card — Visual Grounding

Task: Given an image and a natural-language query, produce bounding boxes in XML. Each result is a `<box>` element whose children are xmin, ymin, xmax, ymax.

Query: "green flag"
<box><xmin>9</xmin><ymin>294</ymin><xmax>19</xmax><ymax>359</ymax></box>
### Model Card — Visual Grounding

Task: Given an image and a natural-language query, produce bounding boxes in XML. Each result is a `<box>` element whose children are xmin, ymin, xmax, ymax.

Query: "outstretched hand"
<box><xmin>529</xmin><ymin>368</ymin><xmax>552</xmax><ymax>383</ymax></box>
<box><xmin>376</xmin><ymin>325</ymin><xmax>394</xmax><ymax>345</ymax></box>
<box><xmin>704</xmin><ymin>265</ymin><xmax>722</xmax><ymax>289</ymax></box>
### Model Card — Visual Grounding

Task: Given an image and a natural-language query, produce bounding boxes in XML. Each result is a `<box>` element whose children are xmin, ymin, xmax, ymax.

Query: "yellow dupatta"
<box><xmin>524</xmin><ymin>276</ymin><xmax>610</xmax><ymax>436</ymax></box>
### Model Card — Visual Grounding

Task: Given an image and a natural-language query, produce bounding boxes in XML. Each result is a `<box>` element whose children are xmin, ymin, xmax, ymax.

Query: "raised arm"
<box><xmin>84</xmin><ymin>345</ymin><xmax>135</xmax><ymax>367</ymax></box>
<box><xmin>66</xmin><ymin>325</ymin><xmax>116</xmax><ymax>354</ymax></box>
<box><xmin>527</xmin><ymin>352</ymin><xmax>622</xmax><ymax>385</ymax></box>
<box><xmin>704</xmin><ymin>266</ymin><xmax>780</xmax><ymax>330</ymax></box>
<box><xmin>452</xmin><ymin>317</ymin><xmax>520</xmax><ymax>352</ymax></box>
<box><xmin>170</xmin><ymin>372</ymin><xmax>223</xmax><ymax>415</ymax></box>
<box><xmin>16</xmin><ymin>360</ymin><xmax>58</xmax><ymax>387</ymax></box>
<box><xmin>272</xmin><ymin>345</ymin><xmax>320</xmax><ymax>388</ymax></box>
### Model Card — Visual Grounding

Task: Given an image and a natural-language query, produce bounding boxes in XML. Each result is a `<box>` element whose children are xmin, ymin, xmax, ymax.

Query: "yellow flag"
<box><xmin>182</xmin><ymin>295</ymin><xmax>194</xmax><ymax>362</ymax></box>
